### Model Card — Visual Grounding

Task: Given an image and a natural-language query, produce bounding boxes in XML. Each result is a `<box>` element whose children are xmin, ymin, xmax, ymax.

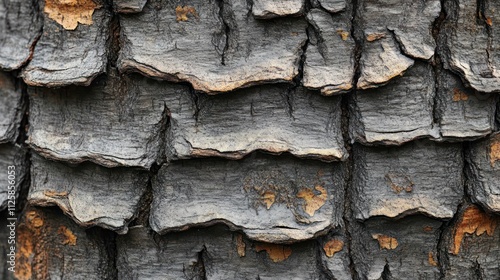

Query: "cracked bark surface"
<box><xmin>0</xmin><ymin>72</ymin><xmax>24</xmax><ymax>144</ymax></box>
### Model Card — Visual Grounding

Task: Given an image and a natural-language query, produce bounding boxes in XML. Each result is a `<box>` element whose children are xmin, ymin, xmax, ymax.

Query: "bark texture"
<box><xmin>1</xmin><ymin>0</ymin><xmax>500</xmax><ymax>279</ymax></box>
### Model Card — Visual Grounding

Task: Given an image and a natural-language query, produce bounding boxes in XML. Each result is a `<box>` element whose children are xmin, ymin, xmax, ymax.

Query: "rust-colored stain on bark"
<box><xmin>366</xmin><ymin>32</ymin><xmax>386</xmax><ymax>42</ymax></box>
<box><xmin>490</xmin><ymin>135</ymin><xmax>500</xmax><ymax>167</ymax></box>
<box><xmin>255</xmin><ymin>243</ymin><xmax>292</xmax><ymax>262</ymax></box>
<box><xmin>336</xmin><ymin>30</ymin><xmax>349</xmax><ymax>41</ymax></box>
<box><xmin>372</xmin><ymin>234</ymin><xmax>399</xmax><ymax>250</ymax></box>
<box><xmin>26</xmin><ymin>210</ymin><xmax>44</xmax><ymax>228</ymax></box>
<box><xmin>451</xmin><ymin>205</ymin><xmax>498</xmax><ymax>255</ymax></box>
<box><xmin>261</xmin><ymin>190</ymin><xmax>276</xmax><ymax>210</ymax></box>
<box><xmin>43</xmin><ymin>189</ymin><xmax>69</xmax><ymax>198</ymax></box>
<box><xmin>44</xmin><ymin>0</ymin><xmax>99</xmax><ymax>30</ymax></box>
<box><xmin>58</xmin><ymin>226</ymin><xmax>77</xmax><ymax>245</ymax></box>
<box><xmin>486</xmin><ymin>17</ymin><xmax>493</xmax><ymax>26</ymax></box>
<box><xmin>323</xmin><ymin>239</ymin><xmax>344</xmax><ymax>258</ymax></box>
<box><xmin>428</xmin><ymin>252</ymin><xmax>438</xmax><ymax>266</ymax></box>
<box><xmin>423</xmin><ymin>226</ymin><xmax>433</xmax><ymax>232</ymax></box>
<box><xmin>385</xmin><ymin>173</ymin><xmax>413</xmax><ymax>194</ymax></box>
<box><xmin>236</xmin><ymin>234</ymin><xmax>246</xmax><ymax>257</ymax></box>
<box><xmin>452</xmin><ymin>88</ymin><xmax>469</xmax><ymax>101</ymax></box>
<box><xmin>296</xmin><ymin>185</ymin><xmax>327</xmax><ymax>216</ymax></box>
<box><xmin>15</xmin><ymin>226</ymin><xmax>34</xmax><ymax>280</ymax></box>
<box><xmin>175</xmin><ymin>6</ymin><xmax>199</xmax><ymax>22</ymax></box>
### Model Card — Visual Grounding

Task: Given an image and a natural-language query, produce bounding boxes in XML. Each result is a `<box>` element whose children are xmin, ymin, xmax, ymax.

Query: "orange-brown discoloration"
<box><xmin>296</xmin><ymin>185</ymin><xmax>328</xmax><ymax>216</ymax></box>
<box><xmin>428</xmin><ymin>252</ymin><xmax>438</xmax><ymax>266</ymax></box>
<box><xmin>366</xmin><ymin>32</ymin><xmax>386</xmax><ymax>42</ymax></box>
<box><xmin>15</xmin><ymin>226</ymin><xmax>34</xmax><ymax>280</ymax></box>
<box><xmin>451</xmin><ymin>205</ymin><xmax>498</xmax><ymax>255</ymax></box>
<box><xmin>236</xmin><ymin>234</ymin><xmax>246</xmax><ymax>257</ymax></box>
<box><xmin>486</xmin><ymin>17</ymin><xmax>493</xmax><ymax>26</ymax></box>
<box><xmin>452</xmin><ymin>88</ymin><xmax>469</xmax><ymax>101</ymax></box>
<box><xmin>323</xmin><ymin>239</ymin><xmax>344</xmax><ymax>258</ymax></box>
<box><xmin>58</xmin><ymin>226</ymin><xmax>77</xmax><ymax>246</ymax></box>
<box><xmin>255</xmin><ymin>243</ymin><xmax>292</xmax><ymax>262</ymax></box>
<box><xmin>175</xmin><ymin>5</ymin><xmax>199</xmax><ymax>22</ymax></box>
<box><xmin>261</xmin><ymin>190</ymin><xmax>276</xmax><ymax>210</ymax></box>
<box><xmin>490</xmin><ymin>135</ymin><xmax>500</xmax><ymax>167</ymax></box>
<box><xmin>26</xmin><ymin>210</ymin><xmax>44</xmax><ymax>228</ymax></box>
<box><xmin>372</xmin><ymin>234</ymin><xmax>399</xmax><ymax>250</ymax></box>
<box><xmin>43</xmin><ymin>189</ymin><xmax>69</xmax><ymax>198</ymax></box>
<box><xmin>385</xmin><ymin>173</ymin><xmax>413</xmax><ymax>194</ymax></box>
<box><xmin>337</xmin><ymin>30</ymin><xmax>349</xmax><ymax>41</ymax></box>
<box><xmin>423</xmin><ymin>226</ymin><xmax>433</xmax><ymax>232</ymax></box>
<box><xmin>44</xmin><ymin>0</ymin><xmax>99</xmax><ymax>30</ymax></box>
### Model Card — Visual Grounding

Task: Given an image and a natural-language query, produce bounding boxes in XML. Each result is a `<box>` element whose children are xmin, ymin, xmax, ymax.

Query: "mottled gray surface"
<box><xmin>303</xmin><ymin>8</ymin><xmax>355</xmax><ymax>95</ymax></box>
<box><xmin>0</xmin><ymin>144</ymin><xmax>26</xmax><ymax>211</ymax></box>
<box><xmin>119</xmin><ymin>0</ymin><xmax>307</xmax><ymax>93</ymax></box>
<box><xmin>312</xmin><ymin>0</ymin><xmax>346</xmax><ymax>13</ymax></box>
<box><xmin>440</xmin><ymin>0</ymin><xmax>500</xmax><ymax>93</ymax></box>
<box><xmin>350</xmin><ymin>62</ymin><xmax>436</xmax><ymax>145</ymax></box>
<box><xmin>151</xmin><ymin>154</ymin><xmax>346</xmax><ymax>243</ymax></box>
<box><xmin>117</xmin><ymin>225</ymin><xmax>323</xmax><ymax>280</ymax></box>
<box><xmin>351</xmin><ymin>215</ymin><xmax>442</xmax><ymax>280</ymax></box>
<box><xmin>352</xmin><ymin>141</ymin><xmax>463</xmax><ymax>220</ymax></box>
<box><xmin>114</xmin><ymin>0</ymin><xmax>148</xmax><ymax>13</ymax></box>
<box><xmin>252</xmin><ymin>0</ymin><xmax>304</xmax><ymax>18</ymax></box>
<box><xmin>22</xmin><ymin>3</ymin><xmax>109</xmax><ymax>87</ymax></box>
<box><xmin>28</xmin><ymin>154</ymin><xmax>148</xmax><ymax>233</ymax></box>
<box><xmin>466</xmin><ymin>133</ymin><xmax>500</xmax><ymax>213</ymax></box>
<box><xmin>0</xmin><ymin>0</ymin><xmax>42</xmax><ymax>70</ymax></box>
<box><xmin>167</xmin><ymin>84</ymin><xmax>347</xmax><ymax>162</ymax></box>
<box><xmin>0</xmin><ymin>72</ymin><xmax>24</xmax><ymax>144</ymax></box>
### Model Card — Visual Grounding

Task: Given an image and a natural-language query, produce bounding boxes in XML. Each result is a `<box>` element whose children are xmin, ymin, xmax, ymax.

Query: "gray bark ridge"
<box><xmin>151</xmin><ymin>154</ymin><xmax>346</xmax><ymax>243</ymax></box>
<box><xmin>118</xmin><ymin>0</ymin><xmax>307</xmax><ymax>93</ymax></box>
<box><xmin>0</xmin><ymin>72</ymin><xmax>24</xmax><ymax>144</ymax></box>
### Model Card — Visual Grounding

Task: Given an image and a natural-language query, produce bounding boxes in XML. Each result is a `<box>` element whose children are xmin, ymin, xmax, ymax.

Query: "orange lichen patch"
<box><xmin>261</xmin><ymin>190</ymin><xmax>276</xmax><ymax>210</ymax></box>
<box><xmin>58</xmin><ymin>226</ymin><xmax>77</xmax><ymax>246</ymax></box>
<box><xmin>15</xmin><ymin>226</ymin><xmax>34</xmax><ymax>280</ymax></box>
<box><xmin>372</xmin><ymin>234</ymin><xmax>399</xmax><ymax>250</ymax></box>
<box><xmin>452</xmin><ymin>88</ymin><xmax>469</xmax><ymax>101</ymax></box>
<box><xmin>296</xmin><ymin>185</ymin><xmax>328</xmax><ymax>216</ymax></box>
<box><xmin>175</xmin><ymin>5</ymin><xmax>199</xmax><ymax>22</ymax></box>
<box><xmin>385</xmin><ymin>173</ymin><xmax>413</xmax><ymax>194</ymax></box>
<box><xmin>366</xmin><ymin>32</ymin><xmax>386</xmax><ymax>42</ymax></box>
<box><xmin>323</xmin><ymin>239</ymin><xmax>344</xmax><ymax>258</ymax></box>
<box><xmin>428</xmin><ymin>252</ymin><xmax>438</xmax><ymax>266</ymax></box>
<box><xmin>255</xmin><ymin>243</ymin><xmax>292</xmax><ymax>262</ymax></box>
<box><xmin>451</xmin><ymin>205</ymin><xmax>498</xmax><ymax>255</ymax></box>
<box><xmin>486</xmin><ymin>17</ymin><xmax>493</xmax><ymax>26</ymax></box>
<box><xmin>236</xmin><ymin>234</ymin><xmax>246</xmax><ymax>257</ymax></box>
<box><xmin>44</xmin><ymin>0</ymin><xmax>99</xmax><ymax>30</ymax></box>
<box><xmin>423</xmin><ymin>226</ymin><xmax>433</xmax><ymax>232</ymax></box>
<box><xmin>337</xmin><ymin>30</ymin><xmax>349</xmax><ymax>41</ymax></box>
<box><xmin>26</xmin><ymin>210</ymin><xmax>44</xmax><ymax>228</ymax></box>
<box><xmin>43</xmin><ymin>189</ymin><xmax>69</xmax><ymax>198</ymax></box>
<box><xmin>490</xmin><ymin>136</ymin><xmax>500</xmax><ymax>167</ymax></box>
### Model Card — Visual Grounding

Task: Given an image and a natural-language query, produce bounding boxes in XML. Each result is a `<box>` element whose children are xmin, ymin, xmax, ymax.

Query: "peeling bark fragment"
<box><xmin>319</xmin><ymin>228</ymin><xmax>352</xmax><ymax>279</ymax></box>
<box><xmin>351</xmin><ymin>215</ymin><xmax>442</xmax><ymax>280</ymax></box>
<box><xmin>118</xmin><ymin>0</ymin><xmax>307</xmax><ymax>93</ymax></box>
<box><xmin>44</xmin><ymin>0</ymin><xmax>99</xmax><ymax>30</ymax></box>
<box><xmin>252</xmin><ymin>0</ymin><xmax>304</xmax><ymax>18</ymax></box>
<box><xmin>350</xmin><ymin>62</ymin><xmax>436</xmax><ymax>145</ymax></box>
<box><xmin>0</xmin><ymin>0</ymin><xmax>42</xmax><ymax>70</ymax></box>
<box><xmin>151</xmin><ymin>154</ymin><xmax>346</xmax><ymax>243</ymax></box>
<box><xmin>22</xmin><ymin>0</ymin><xmax>109</xmax><ymax>87</ymax></box>
<box><xmin>0</xmin><ymin>144</ymin><xmax>26</xmax><ymax>211</ymax></box>
<box><xmin>15</xmin><ymin>207</ymin><xmax>114</xmax><ymax>279</ymax></box>
<box><xmin>355</xmin><ymin>0</ymin><xmax>440</xmax><ymax>89</ymax></box>
<box><xmin>436</xmin><ymin>69</ymin><xmax>497</xmax><ymax>140</ymax></box>
<box><xmin>303</xmin><ymin>8</ymin><xmax>355</xmax><ymax>95</ymax></box>
<box><xmin>27</xmin><ymin>73</ymin><xmax>180</xmax><ymax>168</ymax></box>
<box><xmin>114</xmin><ymin>0</ymin><xmax>148</xmax><ymax>13</ymax></box>
<box><xmin>167</xmin><ymin>85</ymin><xmax>347</xmax><ymax>162</ymax></box>
<box><xmin>28</xmin><ymin>154</ymin><xmax>148</xmax><ymax>234</ymax></box>
<box><xmin>352</xmin><ymin>140</ymin><xmax>463</xmax><ymax>220</ymax></box>
<box><xmin>441</xmin><ymin>204</ymin><xmax>500</xmax><ymax>280</ymax></box>
<box><xmin>117</xmin><ymin>225</ymin><xmax>322</xmax><ymax>279</ymax></box>
<box><xmin>0</xmin><ymin>72</ymin><xmax>24</xmax><ymax>144</ymax></box>
<box><xmin>466</xmin><ymin>133</ymin><xmax>500</xmax><ymax>213</ymax></box>
<box><xmin>440</xmin><ymin>0</ymin><xmax>500</xmax><ymax>93</ymax></box>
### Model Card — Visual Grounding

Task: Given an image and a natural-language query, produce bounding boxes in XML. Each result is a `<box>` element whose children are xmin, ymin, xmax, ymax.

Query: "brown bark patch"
<box><xmin>255</xmin><ymin>243</ymin><xmax>292</xmax><ymax>262</ymax></box>
<box><xmin>336</xmin><ymin>30</ymin><xmax>349</xmax><ymax>41</ymax></box>
<box><xmin>43</xmin><ymin>189</ymin><xmax>69</xmax><ymax>198</ymax></box>
<box><xmin>423</xmin><ymin>226</ymin><xmax>433</xmax><ymax>232</ymax></box>
<box><xmin>490</xmin><ymin>135</ymin><xmax>500</xmax><ymax>167</ymax></box>
<box><xmin>451</xmin><ymin>205</ymin><xmax>498</xmax><ymax>255</ymax></box>
<box><xmin>175</xmin><ymin>6</ymin><xmax>199</xmax><ymax>22</ymax></box>
<box><xmin>452</xmin><ymin>88</ymin><xmax>469</xmax><ymax>101</ymax></box>
<box><xmin>428</xmin><ymin>252</ymin><xmax>438</xmax><ymax>266</ymax></box>
<box><xmin>296</xmin><ymin>185</ymin><xmax>328</xmax><ymax>216</ymax></box>
<box><xmin>385</xmin><ymin>173</ymin><xmax>413</xmax><ymax>194</ymax></box>
<box><xmin>323</xmin><ymin>239</ymin><xmax>344</xmax><ymax>258</ymax></box>
<box><xmin>372</xmin><ymin>234</ymin><xmax>399</xmax><ymax>250</ymax></box>
<box><xmin>261</xmin><ymin>190</ymin><xmax>276</xmax><ymax>210</ymax></box>
<box><xmin>44</xmin><ymin>0</ymin><xmax>99</xmax><ymax>30</ymax></box>
<box><xmin>58</xmin><ymin>226</ymin><xmax>77</xmax><ymax>246</ymax></box>
<box><xmin>236</xmin><ymin>234</ymin><xmax>246</xmax><ymax>257</ymax></box>
<box><xmin>366</xmin><ymin>32</ymin><xmax>386</xmax><ymax>42</ymax></box>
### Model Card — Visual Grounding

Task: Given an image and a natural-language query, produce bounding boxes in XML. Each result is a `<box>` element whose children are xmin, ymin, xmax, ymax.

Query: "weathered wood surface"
<box><xmin>117</xmin><ymin>225</ymin><xmax>324</xmax><ymax>280</ymax></box>
<box><xmin>21</xmin><ymin>0</ymin><xmax>110</xmax><ymax>87</ymax></box>
<box><xmin>118</xmin><ymin>0</ymin><xmax>307</xmax><ymax>93</ymax></box>
<box><xmin>0</xmin><ymin>144</ymin><xmax>26</xmax><ymax>211</ymax></box>
<box><xmin>0</xmin><ymin>72</ymin><xmax>24</xmax><ymax>144</ymax></box>
<box><xmin>311</xmin><ymin>0</ymin><xmax>346</xmax><ymax>14</ymax></box>
<box><xmin>114</xmin><ymin>0</ymin><xmax>148</xmax><ymax>13</ymax></box>
<box><xmin>28</xmin><ymin>154</ymin><xmax>148</xmax><ymax>234</ymax></box>
<box><xmin>0</xmin><ymin>0</ymin><xmax>42</xmax><ymax>71</ymax></box>
<box><xmin>440</xmin><ymin>0</ymin><xmax>500</xmax><ymax>93</ymax></box>
<box><xmin>252</xmin><ymin>0</ymin><xmax>304</xmax><ymax>18</ymax></box>
<box><xmin>352</xmin><ymin>141</ymin><xmax>463</xmax><ymax>220</ymax></box>
<box><xmin>151</xmin><ymin>154</ymin><xmax>346</xmax><ymax>243</ymax></box>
